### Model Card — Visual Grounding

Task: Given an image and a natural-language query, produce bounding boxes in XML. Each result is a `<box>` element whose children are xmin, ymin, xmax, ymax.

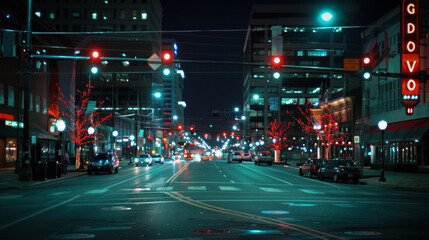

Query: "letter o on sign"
<box><xmin>407</xmin><ymin>79</ymin><xmax>416</xmax><ymax>91</ymax></box>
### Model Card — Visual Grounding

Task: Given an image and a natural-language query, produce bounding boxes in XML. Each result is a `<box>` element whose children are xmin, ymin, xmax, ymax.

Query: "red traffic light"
<box><xmin>204</xmin><ymin>133</ymin><xmax>209</xmax><ymax>138</ymax></box>
<box><xmin>91</xmin><ymin>50</ymin><xmax>100</xmax><ymax>59</ymax></box>
<box><xmin>190</xmin><ymin>126</ymin><xmax>194</xmax><ymax>131</ymax></box>
<box><xmin>177</xmin><ymin>125</ymin><xmax>183</xmax><ymax>130</ymax></box>
<box><xmin>162</xmin><ymin>51</ymin><xmax>173</xmax><ymax>65</ymax></box>
<box><xmin>271</xmin><ymin>56</ymin><xmax>283</xmax><ymax>69</ymax></box>
<box><xmin>362</xmin><ymin>56</ymin><xmax>371</xmax><ymax>66</ymax></box>
<box><xmin>168</xmin><ymin>132</ymin><xmax>172</xmax><ymax>136</ymax></box>
<box><xmin>222</xmin><ymin>132</ymin><xmax>227</xmax><ymax>137</ymax></box>
<box><xmin>147</xmin><ymin>136</ymin><xmax>152</xmax><ymax>140</ymax></box>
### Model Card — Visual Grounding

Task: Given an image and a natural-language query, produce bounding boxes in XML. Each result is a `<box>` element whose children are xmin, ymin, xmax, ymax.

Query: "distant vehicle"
<box><xmin>228</xmin><ymin>151</ymin><xmax>242</xmax><ymax>164</ymax></box>
<box><xmin>87</xmin><ymin>152</ymin><xmax>119</xmax><ymax>175</ymax></box>
<box><xmin>240</xmin><ymin>153</ymin><xmax>252</xmax><ymax>161</ymax></box>
<box><xmin>299</xmin><ymin>159</ymin><xmax>326</xmax><ymax>178</ymax></box>
<box><xmin>183</xmin><ymin>152</ymin><xmax>193</xmax><ymax>160</ymax></box>
<box><xmin>201</xmin><ymin>151</ymin><xmax>213</xmax><ymax>161</ymax></box>
<box><xmin>151</xmin><ymin>154</ymin><xmax>164</xmax><ymax>164</ymax></box>
<box><xmin>319</xmin><ymin>159</ymin><xmax>361</xmax><ymax>184</ymax></box>
<box><xmin>172</xmin><ymin>153</ymin><xmax>182</xmax><ymax>161</ymax></box>
<box><xmin>254</xmin><ymin>151</ymin><xmax>273</xmax><ymax>166</ymax></box>
<box><xmin>134</xmin><ymin>154</ymin><xmax>152</xmax><ymax>166</ymax></box>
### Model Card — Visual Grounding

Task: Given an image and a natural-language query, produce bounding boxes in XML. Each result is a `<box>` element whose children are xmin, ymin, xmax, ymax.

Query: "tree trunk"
<box><xmin>274</xmin><ymin>150</ymin><xmax>281</xmax><ymax>163</ymax></box>
<box><xmin>324</xmin><ymin>146</ymin><xmax>330</xmax><ymax>160</ymax></box>
<box><xmin>75</xmin><ymin>146</ymin><xmax>81</xmax><ymax>169</ymax></box>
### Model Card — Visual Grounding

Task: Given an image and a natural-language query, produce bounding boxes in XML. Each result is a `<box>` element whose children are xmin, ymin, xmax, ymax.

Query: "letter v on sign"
<box><xmin>402</xmin><ymin>53</ymin><xmax>419</xmax><ymax>74</ymax></box>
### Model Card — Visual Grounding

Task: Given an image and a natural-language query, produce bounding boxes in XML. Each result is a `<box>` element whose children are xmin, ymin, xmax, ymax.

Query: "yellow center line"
<box><xmin>166</xmin><ymin>161</ymin><xmax>191</xmax><ymax>185</ymax></box>
<box><xmin>166</xmin><ymin>192</ymin><xmax>348</xmax><ymax>240</ymax></box>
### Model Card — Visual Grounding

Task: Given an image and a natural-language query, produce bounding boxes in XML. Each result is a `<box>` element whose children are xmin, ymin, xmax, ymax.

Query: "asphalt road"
<box><xmin>1</xmin><ymin>159</ymin><xmax>428</xmax><ymax>240</ymax></box>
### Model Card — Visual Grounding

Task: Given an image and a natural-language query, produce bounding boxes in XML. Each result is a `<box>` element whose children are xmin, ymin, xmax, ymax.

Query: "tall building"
<box><xmin>33</xmin><ymin>0</ymin><xmax>164</xmax><ymax>158</ymax></box>
<box><xmin>243</xmin><ymin>3</ymin><xmax>358</xmax><ymax>159</ymax></box>
<box><xmin>362</xmin><ymin>1</ymin><xmax>429</xmax><ymax>170</ymax></box>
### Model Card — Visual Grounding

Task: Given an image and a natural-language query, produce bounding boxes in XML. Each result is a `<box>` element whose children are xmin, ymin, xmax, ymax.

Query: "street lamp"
<box><xmin>88</xmin><ymin>126</ymin><xmax>95</xmax><ymax>159</ymax></box>
<box><xmin>377</xmin><ymin>120</ymin><xmax>388</xmax><ymax>182</ymax></box>
<box><xmin>56</xmin><ymin>119</ymin><xmax>66</xmax><ymax>166</ymax></box>
<box><xmin>321</xmin><ymin>11</ymin><xmax>333</xmax><ymax>22</ymax></box>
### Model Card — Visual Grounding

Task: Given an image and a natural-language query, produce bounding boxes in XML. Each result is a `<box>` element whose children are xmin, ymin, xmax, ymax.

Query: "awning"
<box><xmin>367</xmin><ymin>118</ymin><xmax>429</xmax><ymax>143</ymax></box>
<box><xmin>31</xmin><ymin>125</ymin><xmax>58</xmax><ymax>141</ymax></box>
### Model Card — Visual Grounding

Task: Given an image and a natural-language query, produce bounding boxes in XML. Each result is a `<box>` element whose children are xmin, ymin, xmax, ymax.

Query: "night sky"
<box><xmin>160</xmin><ymin>0</ymin><xmax>400</xmax><ymax>134</ymax></box>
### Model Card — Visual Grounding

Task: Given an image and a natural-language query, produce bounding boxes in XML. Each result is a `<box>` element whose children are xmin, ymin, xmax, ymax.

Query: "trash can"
<box><xmin>57</xmin><ymin>162</ymin><xmax>63</xmax><ymax>178</ymax></box>
<box><xmin>33</xmin><ymin>161</ymin><xmax>47</xmax><ymax>181</ymax></box>
<box><xmin>47</xmin><ymin>162</ymin><xmax>58</xmax><ymax>179</ymax></box>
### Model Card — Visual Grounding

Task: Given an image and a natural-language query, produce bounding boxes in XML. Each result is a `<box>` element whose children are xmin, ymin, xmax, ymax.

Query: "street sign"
<box><xmin>343</xmin><ymin>58</ymin><xmax>360</xmax><ymax>71</ymax></box>
<box><xmin>354</xmin><ymin>136</ymin><xmax>360</xmax><ymax>144</ymax></box>
<box><xmin>147</xmin><ymin>53</ymin><xmax>161</xmax><ymax>70</ymax></box>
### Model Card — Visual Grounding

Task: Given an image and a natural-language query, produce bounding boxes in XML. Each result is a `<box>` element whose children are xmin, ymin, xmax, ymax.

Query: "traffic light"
<box><xmin>204</xmin><ymin>133</ymin><xmax>209</xmax><ymax>139</ymax></box>
<box><xmin>271</xmin><ymin>56</ymin><xmax>283</xmax><ymax>69</ymax></box>
<box><xmin>222</xmin><ymin>132</ymin><xmax>227</xmax><ymax>138</ymax></box>
<box><xmin>177</xmin><ymin>124</ymin><xmax>183</xmax><ymax>131</ymax></box>
<box><xmin>161</xmin><ymin>50</ymin><xmax>173</xmax><ymax>76</ymax></box>
<box><xmin>168</xmin><ymin>132</ymin><xmax>172</xmax><ymax>137</ymax></box>
<box><xmin>362</xmin><ymin>56</ymin><xmax>371</xmax><ymax>80</ymax></box>
<box><xmin>190</xmin><ymin>126</ymin><xmax>194</xmax><ymax>134</ymax></box>
<box><xmin>90</xmin><ymin>50</ymin><xmax>101</xmax><ymax>75</ymax></box>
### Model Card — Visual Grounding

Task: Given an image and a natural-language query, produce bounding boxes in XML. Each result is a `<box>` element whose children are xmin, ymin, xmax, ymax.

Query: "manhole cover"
<box><xmin>53</xmin><ymin>234</ymin><xmax>95</xmax><ymax>239</ymax></box>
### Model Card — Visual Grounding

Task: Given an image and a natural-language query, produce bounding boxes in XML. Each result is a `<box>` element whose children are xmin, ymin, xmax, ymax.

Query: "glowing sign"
<box><xmin>401</xmin><ymin>0</ymin><xmax>419</xmax><ymax>111</ymax></box>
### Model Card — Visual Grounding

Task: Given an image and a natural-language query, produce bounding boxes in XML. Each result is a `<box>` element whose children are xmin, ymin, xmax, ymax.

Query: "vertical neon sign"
<box><xmin>401</xmin><ymin>0</ymin><xmax>419</xmax><ymax>115</ymax></box>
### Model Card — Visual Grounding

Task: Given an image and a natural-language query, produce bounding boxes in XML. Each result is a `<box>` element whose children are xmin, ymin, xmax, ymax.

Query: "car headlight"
<box><xmin>135</xmin><ymin>158</ymin><xmax>138</xmax><ymax>162</ymax></box>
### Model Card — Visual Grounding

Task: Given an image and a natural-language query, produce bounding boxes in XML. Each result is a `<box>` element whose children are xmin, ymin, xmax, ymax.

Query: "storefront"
<box><xmin>367</xmin><ymin>118</ymin><xmax>429</xmax><ymax>170</ymax></box>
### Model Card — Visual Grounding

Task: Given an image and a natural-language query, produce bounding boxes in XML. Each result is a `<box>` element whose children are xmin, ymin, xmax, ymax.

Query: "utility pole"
<box><xmin>19</xmin><ymin>0</ymin><xmax>32</xmax><ymax>181</ymax></box>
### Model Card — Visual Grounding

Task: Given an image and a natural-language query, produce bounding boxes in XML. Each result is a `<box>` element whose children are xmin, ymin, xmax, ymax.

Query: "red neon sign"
<box><xmin>0</xmin><ymin>113</ymin><xmax>14</xmax><ymax>120</ymax></box>
<box><xmin>401</xmin><ymin>0</ymin><xmax>419</xmax><ymax>109</ymax></box>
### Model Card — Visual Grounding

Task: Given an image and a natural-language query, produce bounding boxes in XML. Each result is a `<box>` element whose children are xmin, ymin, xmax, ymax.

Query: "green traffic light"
<box><xmin>273</xmin><ymin>72</ymin><xmax>280</xmax><ymax>79</ymax></box>
<box><xmin>363</xmin><ymin>72</ymin><xmax>371</xmax><ymax>80</ymax></box>
<box><xmin>90</xmin><ymin>66</ymin><xmax>99</xmax><ymax>74</ymax></box>
<box><xmin>163</xmin><ymin>68</ymin><xmax>171</xmax><ymax>76</ymax></box>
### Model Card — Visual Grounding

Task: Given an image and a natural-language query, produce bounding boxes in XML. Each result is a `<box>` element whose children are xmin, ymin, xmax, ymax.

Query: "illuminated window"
<box><xmin>35</xmin><ymin>11</ymin><xmax>41</xmax><ymax>18</ymax></box>
<box><xmin>308</xmin><ymin>50</ymin><xmax>328</xmax><ymax>56</ymax></box>
<box><xmin>49</xmin><ymin>11</ymin><xmax>55</xmax><ymax>19</ymax></box>
<box><xmin>141</xmin><ymin>10</ymin><xmax>147</xmax><ymax>20</ymax></box>
<box><xmin>92</xmin><ymin>12</ymin><xmax>97</xmax><ymax>19</ymax></box>
<box><xmin>35</xmin><ymin>95</ymin><xmax>40</xmax><ymax>112</ymax></box>
<box><xmin>72</xmin><ymin>11</ymin><xmax>81</xmax><ymax>18</ymax></box>
<box><xmin>132</xmin><ymin>10</ymin><xmax>137</xmax><ymax>20</ymax></box>
<box><xmin>0</xmin><ymin>83</ymin><xmax>4</xmax><ymax>105</ymax></box>
<box><xmin>297</xmin><ymin>51</ymin><xmax>304</xmax><ymax>56</ymax></box>
<box><xmin>43</xmin><ymin>97</ymin><xmax>47</xmax><ymax>114</ymax></box>
<box><xmin>8</xmin><ymin>86</ymin><xmax>14</xmax><ymax>107</ymax></box>
<box><xmin>6</xmin><ymin>138</ymin><xmax>17</xmax><ymax>162</ymax></box>
<box><xmin>281</xmin><ymin>98</ymin><xmax>297</xmax><ymax>105</ymax></box>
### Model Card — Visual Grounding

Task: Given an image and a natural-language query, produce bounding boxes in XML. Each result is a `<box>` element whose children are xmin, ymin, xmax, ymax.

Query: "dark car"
<box><xmin>318</xmin><ymin>159</ymin><xmax>361</xmax><ymax>184</ymax></box>
<box><xmin>87</xmin><ymin>152</ymin><xmax>119</xmax><ymax>175</ymax></box>
<box><xmin>299</xmin><ymin>159</ymin><xmax>326</xmax><ymax>178</ymax></box>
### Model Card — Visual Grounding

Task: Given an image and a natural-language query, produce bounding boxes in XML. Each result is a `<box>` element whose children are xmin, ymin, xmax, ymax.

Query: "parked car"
<box><xmin>87</xmin><ymin>152</ymin><xmax>119</xmax><ymax>175</ymax></box>
<box><xmin>134</xmin><ymin>154</ymin><xmax>152</xmax><ymax>166</ymax></box>
<box><xmin>254</xmin><ymin>151</ymin><xmax>273</xmax><ymax>166</ymax></box>
<box><xmin>228</xmin><ymin>151</ymin><xmax>242</xmax><ymax>163</ymax></box>
<box><xmin>318</xmin><ymin>159</ymin><xmax>361</xmax><ymax>184</ymax></box>
<box><xmin>240</xmin><ymin>153</ymin><xmax>252</xmax><ymax>161</ymax></box>
<box><xmin>299</xmin><ymin>158</ymin><xmax>326</xmax><ymax>178</ymax></box>
<box><xmin>151</xmin><ymin>154</ymin><xmax>164</xmax><ymax>164</ymax></box>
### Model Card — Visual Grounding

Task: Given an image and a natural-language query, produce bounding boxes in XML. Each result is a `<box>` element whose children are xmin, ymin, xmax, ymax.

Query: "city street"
<box><xmin>1</xmin><ymin>159</ymin><xmax>428</xmax><ymax>240</ymax></box>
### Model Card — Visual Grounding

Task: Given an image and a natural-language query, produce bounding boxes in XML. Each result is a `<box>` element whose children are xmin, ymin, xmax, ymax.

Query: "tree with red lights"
<box><xmin>292</xmin><ymin>102</ymin><xmax>345</xmax><ymax>159</ymax></box>
<box><xmin>56</xmin><ymin>80</ymin><xmax>112</xmax><ymax>169</ymax></box>
<box><xmin>266</xmin><ymin>118</ymin><xmax>292</xmax><ymax>163</ymax></box>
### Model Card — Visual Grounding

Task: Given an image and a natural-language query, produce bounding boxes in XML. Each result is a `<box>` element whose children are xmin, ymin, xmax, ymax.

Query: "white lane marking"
<box><xmin>299</xmin><ymin>189</ymin><xmax>325</xmax><ymax>194</ymax></box>
<box><xmin>0</xmin><ymin>195</ymin><xmax>80</xmax><ymax>230</ymax></box>
<box><xmin>156</xmin><ymin>187</ymin><xmax>173</xmax><ymax>191</ymax></box>
<box><xmin>242</xmin><ymin>165</ymin><xmax>293</xmax><ymax>185</ymax></box>
<box><xmin>0</xmin><ymin>195</ymin><xmax>22</xmax><ymax>199</ymax></box>
<box><xmin>85</xmin><ymin>189</ymin><xmax>109</xmax><ymax>194</ymax></box>
<box><xmin>188</xmin><ymin>186</ymin><xmax>207</xmax><ymax>191</ymax></box>
<box><xmin>259</xmin><ymin>187</ymin><xmax>283</xmax><ymax>193</ymax></box>
<box><xmin>223</xmin><ymin>174</ymin><xmax>227</xmax><ymax>178</ymax></box>
<box><xmin>219</xmin><ymin>186</ymin><xmax>241</xmax><ymax>191</ymax></box>
<box><xmin>268</xmin><ymin>167</ymin><xmax>340</xmax><ymax>188</ymax></box>
<box><xmin>230</xmin><ymin>180</ymin><xmax>236</xmax><ymax>183</ymax></box>
<box><xmin>50</xmin><ymin>192</ymin><xmax>71</xmax><ymax>196</ymax></box>
<box><xmin>334</xmin><ymin>203</ymin><xmax>357</xmax><ymax>208</ymax></box>
<box><xmin>105</xmin><ymin>164</ymin><xmax>169</xmax><ymax>189</ymax></box>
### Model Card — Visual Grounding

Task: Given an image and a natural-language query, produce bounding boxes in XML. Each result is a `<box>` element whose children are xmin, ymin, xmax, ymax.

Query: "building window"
<box><xmin>35</xmin><ymin>95</ymin><xmax>40</xmax><ymax>112</ymax></box>
<box><xmin>8</xmin><ymin>86</ymin><xmax>14</xmax><ymax>107</ymax></box>
<box><xmin>49</xmin><ymin>10</ymin><xmax>55</xmax><ymax>19</ymax></box>
<box><xmin>72</xmin><ymin>11</ymin><xmax>81</xmax><ymax>18</ymax></box>
<box><xmin>6</xmin><ymin>138</ymin><xmax>17</xmax><ymax>163</ymax></box>
<box><xmin>120</xmin><ymin>9</ymin><xmax>126</xmax><ymax>19</ymax></box>
<box><xmin>30</xmin><ymin>93</ymin><xmax>33</xmax><ymax>111</ymax></box>
<box><xmin>0</xmin><ymin>83</ymin><xmax>4</xmax><ymax>105</ymax></box>
<box><xmin>92</xmin><ymin>12</ymin><xmax>97</xmax><ymax>19</ymax></box>
<box><xmin>297</xmin><ymin>51</ymin><xmax>304</xmax><ymax>56</ymax></box>
<box><xmin>308</xmin><ymin>50</ymin><xmax>328</xmax><ymax>56</ymax></box>
<box><xmin>281</xmin><ymin>98</ymin><xmax>297</xmax><ymax>105</ymax></box>
<box><xmin>43</xmin><ymin>97</ymin><xmax>47</xmax><ymax>114</ymax></box>
<box><xmin>132</xmin><ymin>10</ymin><xmax>137</xmax><ymax>20</ymax></box>
<box><xmin>141</xmin><ymin>10</ymin><xmax>147</xmax><ymax>20</ymax></box>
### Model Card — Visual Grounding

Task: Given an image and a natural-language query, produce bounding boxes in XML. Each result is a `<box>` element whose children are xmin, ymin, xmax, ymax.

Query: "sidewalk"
<box><xmin>0</xmin><ymin>161</ymin><xmax>130</xmax><ymax>191</ymax></box>
<box><xmin>284</xmin><ymin>159</ymin><xmax>429</xmax><ymax>191</ymax></box>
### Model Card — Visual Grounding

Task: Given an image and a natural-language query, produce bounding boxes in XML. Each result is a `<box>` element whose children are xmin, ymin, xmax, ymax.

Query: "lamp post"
<box><xmin>377</xmin><ymin>120</ymin><xmax>387</xmax><ymax>182</ymax></box>
<box><xmin>56</xmin><ymin>119</ymin><xmax>66</xmax><ymax>165</ymax></box>
<box><xmin>88</xmin><ymin>126</ymin><xmax>95</xmax><ymax>160</ymax></box>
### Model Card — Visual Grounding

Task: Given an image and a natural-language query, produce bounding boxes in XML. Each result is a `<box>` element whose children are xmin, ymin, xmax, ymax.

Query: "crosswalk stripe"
<box><xmin>259</xmin><ymin>187</ymin><xmax>283</xmax><ymax>193</ymax></box>
<box><xmin>156</xmin><ymin>187</ymin><xmax>173</xmax><ymax>191</ymax></box>
<box><xmin>85</xmin><ymin>189</ymin><xmax>109</xmax><ymax>194</ymax></box>
<box><xmin>219</xmin><ymin>186</ymin><xmax>241</xmax><ymax>191</ymax></box>
<box><xmin>299</xmin><ymin>189</ymin><xmax>325</xmax><ymax>194</ymax></box>
<box><xmin>188</xmin><ymin>186</ymin><xmax>207</xmax><ymax>191</ymax></box>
